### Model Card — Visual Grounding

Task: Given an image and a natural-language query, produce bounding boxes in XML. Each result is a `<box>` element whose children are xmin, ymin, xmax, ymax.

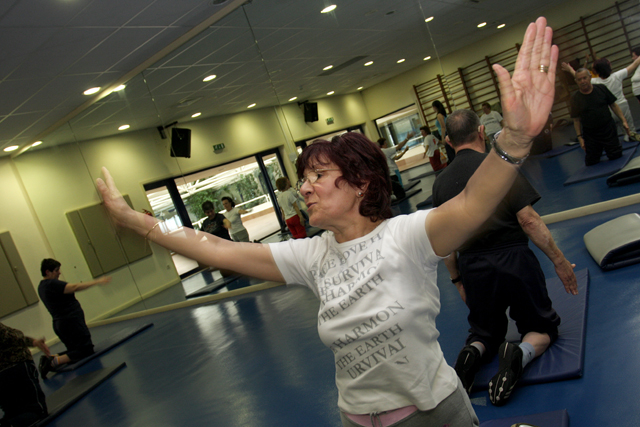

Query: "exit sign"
<box><xmin>213</xmin><ymin>143</ymin><xmax>225</xmax><ymax>152</ymax></box>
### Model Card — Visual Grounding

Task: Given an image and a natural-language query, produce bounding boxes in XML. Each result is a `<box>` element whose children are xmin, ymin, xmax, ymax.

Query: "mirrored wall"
<box><xmin>7</xmin><ymin>0</ymin><xmax>620</xmax><ymax>321</ymax></box>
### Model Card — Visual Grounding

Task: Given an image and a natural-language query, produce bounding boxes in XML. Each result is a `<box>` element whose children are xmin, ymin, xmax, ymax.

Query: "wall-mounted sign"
<box><xmin>326</xmin><ymin>117</ymin><xmax>334</xmax><ymax>125</ymax></box>
<box><xmin>213</xmin><ymin>143</ymin><xmax>225</xmax><ymax>153</ymax></box>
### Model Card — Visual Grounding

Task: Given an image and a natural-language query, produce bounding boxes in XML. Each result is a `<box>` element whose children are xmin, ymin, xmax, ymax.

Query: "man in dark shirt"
<box><xmin>432</xmin><ymin>109</ymin><xmax>577</xmax><ymax>406</ymax></box>
<box><xmin>37</xmin><ymin>258</ymin><xmax>111</xmax><ymax>379</ymax></box>
<box><xmin>0</xmin><ymin>323</ymin><xmax>49</xmax><ymax>426</ymax></box>
<box><xmin>201</xmin><ymin>201</ymin><xmax>232</xmax><ymax>241</ymax></box>
<box><xmin>571</xmin><ymin>68</ymin><xmax>630</xmax><ymax>165</ymax></box>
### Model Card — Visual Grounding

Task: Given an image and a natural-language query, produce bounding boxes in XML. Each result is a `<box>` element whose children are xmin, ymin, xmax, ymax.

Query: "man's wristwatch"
<box><xmin>451</xmin><ymin>276</ymin><xmax>462</xmax><ymax>284</ymax></box>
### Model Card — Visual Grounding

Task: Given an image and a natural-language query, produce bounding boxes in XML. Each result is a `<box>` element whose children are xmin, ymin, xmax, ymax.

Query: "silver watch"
<box><xmin>491</xmin><ymin>130</ymin><xmax>529</xmax><ymax>165</ymax></box>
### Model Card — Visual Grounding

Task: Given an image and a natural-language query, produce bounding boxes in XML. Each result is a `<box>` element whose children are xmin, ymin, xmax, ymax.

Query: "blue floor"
<box><xmin>38</xmin><ymin>130</ymin><xmax>640</xmax><ymax>426</ymax></box>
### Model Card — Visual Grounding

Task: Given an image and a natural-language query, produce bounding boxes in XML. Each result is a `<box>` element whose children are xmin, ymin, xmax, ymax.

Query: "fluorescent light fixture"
<box><xmin>364</xmin><ymin>61</ymin><xmax>373</xmax><ymax>66</ymax></box>
<box><xmin>113</xmin><ymin>84</ymin><xmax>126</xmax><ymax>91</ymax></box>
<box><xmin>424</xmin><ymin>56</ymin><xmax>432</xmax><ymax>61</ymax></box>
<box><xmin>323</xmin><ymin>65</ymin><xmax>333</xmax><ymax>70</ymax></box>
<box><xmin>425</xmin><ymin>16</ymin><xmax>434</xmax><ymax>22</ymax></box>
<box><xmin>497</xmin><ymin>23</ymin><xmax>506</xmax><ymax>29</ymax></box>
<box><xmin>248</xmin><ymin>103</ymin><xmax>256</xmax><ymax>108</ymax></box>
<box><xmin>118</xmin><ymin>124</ymin><xmax>130</xmax><ymax>131</ymax></box>
<box><xmin>477</xmin><ymin>22</ymin><xmax>487</xmax><ymax>28</ymax></box>
<box><xmin>83</xmin><ymin>87</ymin><xmax>101</xmax><ymax>95</ymax></box>
<box><xmin>357</xmin><ymin>87</ymin><xmax>363</xmax><ymax>90</ymax></box>
<box><xmin>32</xmin><ymin>141</ymin><xmax>42</xmax><ymax>147</ymax></box>
<box><xmin>327</xmin><ymin>91</ymin><xmax>334</xmax><ymax>95</ymax></box>
<box><xmin>397</xmin><ymin>59</ymin><xmax>405</xmax><ymax>63</ymax></box>
<box><xmin>3</xmin><ymin>145</ymin><xmax>19</xmax><ymax>152</ymax></box>
<box><xmin>191</xmin><ymin>112</ymin><xmax>201</xmax><ymax>118</ymax></box>
<box><xmin>203</xmin><ymin>75</ymin><xmax>217</xmax><ymax>82</ymax></box>
<box><xmin>289</xmin><ymin>97</ymin><xmax>297</xmax><ymax>101</ymax></box>
<box><xmin>321</xmin><ymin>5</ymin><xmax>336</xmax><ymax>13</ymax></box>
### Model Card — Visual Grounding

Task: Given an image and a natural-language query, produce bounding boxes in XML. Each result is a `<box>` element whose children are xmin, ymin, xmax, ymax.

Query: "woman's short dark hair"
<box><xmin>41</xmin><ymin>258</ymin><xmax>61</xmax><ymax>276</ymax></box>
<box><xmin>432</xmin><ymin>100</ymin><xmax>447</xmax><ymax>117</ymax></box>
<box><xmin>593</xmin><ymin>58</ymin><xmax>612</xmax><ymax>79</ymax></box>
<box><xmin>296</xmin><ymin>132</ymin><xmax>392</xmax><ymax>222</ymax></box>
<box><xmin>377</xmin><ymin>137</ymin><xmax>387</xmax><ymax>147</ymax></box>
<box><xmin>221</xmin><ymin>197</ymin><xmax>235</xmax><ymax>207</ymax></box>
<box><xmin>202</xmin><ymin>201</ymin><xmax>214</xmax><ymax>211</ymax></box>
<box><xmin>633</xmin><ymin>47</ymin><xmax>640</xmax><ymax>57</ymax></box>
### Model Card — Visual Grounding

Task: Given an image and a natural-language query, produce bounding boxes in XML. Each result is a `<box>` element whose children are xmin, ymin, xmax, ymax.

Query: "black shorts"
<box><xmin>0</xmin><ymin>360</ymin><xmax>48</xmax><ymax>425</ymax></box>
<box><xmin>458</xmin><ymin>242</ymin><xmax>560</xmax><ymax>359</ymax></box>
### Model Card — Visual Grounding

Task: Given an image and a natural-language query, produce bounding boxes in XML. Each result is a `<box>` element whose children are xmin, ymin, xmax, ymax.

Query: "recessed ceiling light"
<box><xmin>424</xmin><ymin>56</ymin><xmax>432</xmax><ymax>61</ymax></box>
<box><xmin>497</xmin><ymin>23</ymin><xmax>506</xmax><ymax>29</ymax></box>
<box><xmin>397</xmin><ymin>59</ymin><xmax>405</xmax><ymax>63</ymax></box>
<box><xmin>83</xmin><ymin>87</ymin><xmax>101</xmax><ymax>95</ymax></box>
<box><xmin>425</xmin><ymin>16</ymin><xmax>434</xmax><ymax>22</ymax></box>
<box><xmin>477</xmin><ymin>22</ymin><xmax>487</xmax><ymax>28</ymax></box>
<box><xmin>248</xmin><ymin>103</ymin><xmax>256</xmax><ymax>108</ymax></box>
<box><xmin>364</xmin><ymin>61</ymin><xmax>374</xmax><ymax>66</ymax></box>
<box><xmin>191</xmin><ymin>112</ymin><xmax>201</xmax><ymax>118</ymax></box>
<box><xmin>357</xmin><ymin>87</ymin><xmax>363</xmax><ymax>90</ymax></box>
<box><xmin>321</xmin><ymin>5</ymin><xmax>336</xmax><ymax>13</ymax></box>
<box><xmin>289</xmin><ymin>97</ymin><xmax>297</xmax><ymax>101</ymax></box>
<box><xmin>327</xmin><ymin>91</ymin><xmax>334</xmax><ymax>95</ymax></box>
<box><xmin>203</xmin><ymin>75</ymin><xmax>217</xmax><ymax>82</ymax></box>
<box><xmin>113</xmin><ymin>85</ymin><xmax>126</xmax><ymax>91</ymax></box>
<box><xmin>32</xmin><ymin>141</ymin><xmax>42</xmax><ymax>147</ymax></box>
<box><xmin>323</xmin><ymin>65</ymin><xmax>333</xmax><ymax>71</ymax></box>
<box><xmin>4</xmin><ymin>145</ymin><xmax>19</xmax><ymax>152</ymax></box>
<box><xmin>118</xmin><ymin>124</ymin><xmax>130</xmax><ymax>131</ymax></box>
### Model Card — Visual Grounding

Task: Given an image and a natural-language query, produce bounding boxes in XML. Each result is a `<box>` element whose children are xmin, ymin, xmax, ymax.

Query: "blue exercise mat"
<box><xmin>37</xmin><ymin>363</ymin><xmax>126</xmax><ymax>426</ymax></box>
<box><xmin>480</xmin><ymin>409</ymin><xmax>569</xmax><ymax>427</ymax></box>
<box><xmin>391</xmin><ymin>188</ymin><xmax>422</xmax><ymax>205</ymax></box>
<box><xmin>530</xmin><ymin>143</ymin><xmax>580</xmax><ymax>159</ymax></box>
<box><xmin>408</xmin><ymin>170</ymin><xmax>436</xmax><ymax>181</ymax></box>
<box><xmin>416</xmin><ymin>195</ymin><xmax>433</xmax><ymax>209</ymax></box>
<box><xmin>563</xmin><ymin>144</ymin><xmax>637</xmax><ymax>185</ymax></box>
<box><xmin>185</xmin><ymin>275</ymin><xmax>241</xmax><ymax>298</ymax></box>
<box><xmin>57</xmin><ymin>323</ymin><xmax>153</xmax><ymax>372</ymax></box>
<box><xmin>473</xmin><ymin>268</ymin><xmax>589</xmax><ymax>390</ymax></box>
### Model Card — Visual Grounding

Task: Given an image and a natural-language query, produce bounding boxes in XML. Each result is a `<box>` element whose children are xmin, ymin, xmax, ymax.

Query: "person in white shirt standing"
<box><xmin>221</xmin><ymin>197</ymin><xmax>250</xmax><ymax>242</ymax></box>
<box><xmin>479</xmin><ymin>103</ymin><xmax>504</xmax><ymax>144</ymax></box>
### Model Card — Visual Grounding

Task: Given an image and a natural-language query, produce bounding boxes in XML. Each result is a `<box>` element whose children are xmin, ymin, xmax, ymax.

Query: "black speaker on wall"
<box><xmin>170</xmin><ymin>128</ymin><xmax>191</xmax><ymax>158</ymax></box>
<box><xmin>304</xmin><ymin>102</ymin><xmax>318</xmax><ymax>122</ymax></box>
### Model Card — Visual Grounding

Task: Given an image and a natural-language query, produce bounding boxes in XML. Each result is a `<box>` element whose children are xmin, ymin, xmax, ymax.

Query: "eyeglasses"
<box><xmin>295</xmin><ymin>169</ymin><xmax>340</xmax><ymax>191</ymax></box>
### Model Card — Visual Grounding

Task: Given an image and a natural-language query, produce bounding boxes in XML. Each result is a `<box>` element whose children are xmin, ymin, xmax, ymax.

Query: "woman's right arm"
<box><xmin>97</xmin><ymin>168</ymin><xmax>284</xmax><ymax>282</ymax></box>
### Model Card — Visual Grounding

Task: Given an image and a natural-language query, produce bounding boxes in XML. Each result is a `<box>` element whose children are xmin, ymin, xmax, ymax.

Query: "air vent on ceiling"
<box><xmin>318</xmin><ymin>56</ymin><xmax>368</xmax><ymax>76</ymax></box>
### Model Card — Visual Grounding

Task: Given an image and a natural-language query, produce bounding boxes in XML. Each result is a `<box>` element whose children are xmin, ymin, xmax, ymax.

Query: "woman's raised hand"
<box><xmin>494</xmin><ymin>17</ymin><xmax>558</xmax><ymax>155</ymax></box>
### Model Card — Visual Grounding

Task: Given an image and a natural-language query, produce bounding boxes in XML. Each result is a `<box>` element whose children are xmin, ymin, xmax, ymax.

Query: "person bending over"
<box><xmin>432</xmin><ymin>109</ymin><xmax>577</xmax><ymax>406</ymax></box>
<box><xmin>37</xmin><ymin>258</ymin><xmax>111</xmax><ymax>379</ymax></box>
<box><xmin>96</xmin><ymin>17</ymin><xmax>556</xmax><ymax>426</ymax></box>
<box><xmin>420</xmin><ymin>126</ymin><xmax>447</xmax><ymax>173</ymax></box>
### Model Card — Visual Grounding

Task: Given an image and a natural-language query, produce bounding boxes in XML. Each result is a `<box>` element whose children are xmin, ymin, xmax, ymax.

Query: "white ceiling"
<box><xmin>1</xmin><ymin>0</ymin><xmax>563</xmax><ymax>156</ymax></box>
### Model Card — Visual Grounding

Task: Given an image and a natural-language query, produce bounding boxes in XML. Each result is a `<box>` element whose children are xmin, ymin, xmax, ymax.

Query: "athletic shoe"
<box><xmin>454</xmin><ymin>345</ymin><xmax>483</xmax><ymax>394</ymax></box>
<box><xmin>488</xmin><ymin>342</ymin><xmax>524</xmax><ymax>406</ymax></box>
<box><xmin>38</xmin><ymin>355</ymin><xmax>53</xmax><ymax>380</ymax></box>
<box><xmin>629</xmin><ymin>131</ymin><xmax>640</xmax><ymax>143</ymax></box>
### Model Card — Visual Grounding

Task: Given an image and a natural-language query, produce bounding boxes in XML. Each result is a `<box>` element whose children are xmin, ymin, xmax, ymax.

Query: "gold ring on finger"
<box><xmin>539</xmin><ymin>64</ymin><xmax>549</xmax><ymax>73</ymax></box>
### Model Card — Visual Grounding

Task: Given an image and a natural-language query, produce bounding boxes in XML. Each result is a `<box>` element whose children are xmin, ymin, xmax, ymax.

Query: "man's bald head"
<box><xmin>445</xmin><ymin>109</ymin><xmax>482</xmax><ymax>148</ymax></box>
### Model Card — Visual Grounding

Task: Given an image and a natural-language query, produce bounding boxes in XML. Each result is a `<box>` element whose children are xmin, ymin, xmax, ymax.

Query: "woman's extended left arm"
<box><xmin>426</xmin><ymin>17</ymin><xmax>558</xmax><ymax>256</ymax></box>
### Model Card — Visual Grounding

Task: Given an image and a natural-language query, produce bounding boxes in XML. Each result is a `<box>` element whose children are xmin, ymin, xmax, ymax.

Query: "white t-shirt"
<box><xmin>480</xmin><ymin>111</ymin><xmax>503</xmax><ymax>136</ymax></box>
<box><xmin>632</xmin><ymin>66</ymin><xmax>640</xmax><ymax>96</ymax></box>
<box><xmin>381</xmin><ymin>147</ymin><xmax>399</xmax><ymax>175</ymax></box>
<box><xmin>423</xmin><ymin>135</ymin><xmax>438</xmax><ymax>158</ymax></box>
<box><xmin>269</xmin><ymin>210</ymin><xmax>457</xmax><ymax>414</ymax></box>
<box><xmin>223</xmin><ymin>207</ymin><xmax>246</xmax><ymax>234</ymax></box>
<box><xmin>592</xmin><ymin>69</ymin><xmax>628</xmax><ymax>105</ymax></box>
<box><xmin>277</xmin><ymin>190</ymin><xmax>299</xmax><ymax>220</ymax></box>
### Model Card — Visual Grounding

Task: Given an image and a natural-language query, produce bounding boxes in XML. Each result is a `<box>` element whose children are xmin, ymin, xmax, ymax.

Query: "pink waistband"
<box><xmin>345</xmin><ymin>405</ymin><xmax>419</xmax><ymax>427</ymax></box>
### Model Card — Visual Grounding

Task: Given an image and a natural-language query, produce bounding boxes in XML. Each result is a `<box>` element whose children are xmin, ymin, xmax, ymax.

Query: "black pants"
<box><xmin>0</xmin><ymin>361</ymin><xmax>48</xmax><ymax>427</ymax></box>
<box><xmin>53</xmin><ymin>312</ymin><xmax>94</xmax><ymax>362</ymax></box>
<box><xmin>390</xmin><ymin>175</ymin><xmax>406</xmax><ymax>199</ymax></box>
<box><xmin>458</xmin><ymin>243</ymin><xmax>560</xmax><ymax>360</ymax></box>
<box><xmin>584</xmin><ymin>122</ymin><xmax>622</xmax><ymax>166</ymax></box>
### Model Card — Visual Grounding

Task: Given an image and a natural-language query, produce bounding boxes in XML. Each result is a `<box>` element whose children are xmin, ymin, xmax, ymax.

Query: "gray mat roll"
<box><xmin>584</xmin><ymin>213</ymin><xmax>640</xmax><ymax>270</ymax></box>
